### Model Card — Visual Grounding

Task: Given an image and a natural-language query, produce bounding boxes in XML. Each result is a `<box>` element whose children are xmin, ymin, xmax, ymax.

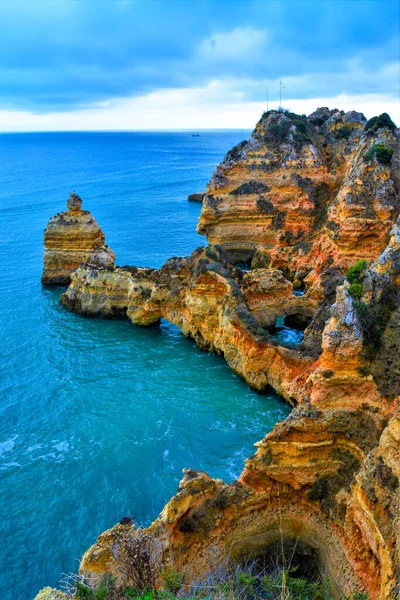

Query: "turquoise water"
<box><xmin>271</xmin><ymin>317</ymin><xmax>304</xmax><ymax>348</ymax></box>
<box><xmin>0</xmin><ymin>132</ymin><xmax>290</xmax><ymax>600</ymax></box>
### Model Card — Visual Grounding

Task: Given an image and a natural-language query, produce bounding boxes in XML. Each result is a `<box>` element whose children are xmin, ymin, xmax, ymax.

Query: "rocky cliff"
<box><xmin>41</xmin><ymin>192</ymin><xmax>115</xmax><ymax>286</ymax></box>
<box><xmin>36</xmin><ymin>110</ymin><xmax>399</xmax><ymax>600</ymax></box>
<box><xmin>198</xmin><ymin>108</ymin><xmax>399</xmax><ymax>282</ymax></box>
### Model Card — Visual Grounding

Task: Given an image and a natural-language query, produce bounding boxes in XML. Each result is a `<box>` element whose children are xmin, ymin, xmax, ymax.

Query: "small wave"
<box><xmin>0</xmin><ymin>435</ymin><xmax>17</xmax><ymax>458</ymax></box>
<box><xmin>0</xmin><ymin>461</ymin><xmax>22</xmax><ymax>471</ymax></box>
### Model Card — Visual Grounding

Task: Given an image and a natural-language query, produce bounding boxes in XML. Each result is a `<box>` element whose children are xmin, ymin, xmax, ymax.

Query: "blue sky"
<box><xmin>0</xmin><ymin>0</ymin><xmax>399</xmax><ymax>130</ymax></box>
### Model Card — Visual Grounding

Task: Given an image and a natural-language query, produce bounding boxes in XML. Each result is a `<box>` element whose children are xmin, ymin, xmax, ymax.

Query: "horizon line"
<box><xmin>0</xmin><ymin>128</ymin><xmax>254</xmax><ymax>135</ymax></box>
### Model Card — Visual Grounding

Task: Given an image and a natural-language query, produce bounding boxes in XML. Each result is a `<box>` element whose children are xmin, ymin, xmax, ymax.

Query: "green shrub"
<box><xmin>321</xmin><ymin>369</ymin><xmax>334</xmax><ymax>379</ymax></box>
<box><xmin>236</xmin><ymin>571</ymin><xmax>257</xmax><ymax>595</ymax></box>
<box><xmin>71</xmin><ymin>567</ymin><xmax>369</xmax><ymax>600</ymax></box>
<box><xmin>366</xmin><ymin>112</ymin><xmax>396</xmax><ymax>133</ymax></box>
<box><xmin>334</xmin><ymin>125</ymin><xmax>353</xmax><ymax>140</ymax></box>
<box><xmin>75</xmin><ymin>582</ymin><xmax>95</xmax><ymax>600</ymax></box>
<box><xmin>357</xmin><ymin>365</ymin><xmax>370</xmax><ymax>377</ymax></box>
<box><xmin>162</xmin><ymin>567</ymin><xmax>185</xmax><ymax>595</ymax></box>
<box><xmin>363</xmin><ymin>143</ymin><xmax>393</xmax><ymax>165</ymax></box>
<box><xmin>348</xmin><ymin>283</ymin><xmax>363</xmax><ymax>299</ymax></box>
<box><xmin>347</xmin><ymin>260</ymin><xmax>367</xmax><ymax>283</ymax></box>
<box><xmin>347</xmin><ymin>260</ymin><xmax>367</xmax><ymax>299</ymax></box>
<box><xmin>348</xmin><ymin>593</ymin><xmax>369</xmax><ymax>600</ymax></box>
<box><xmin>75</xmin><ymin>574</ymin><xmax>118</xmax><ymax>600</ymax></box>
<box><xmin>270</xmin><ymin>121</ymin><xmax>291</xmax><ymax>142</ymax></box>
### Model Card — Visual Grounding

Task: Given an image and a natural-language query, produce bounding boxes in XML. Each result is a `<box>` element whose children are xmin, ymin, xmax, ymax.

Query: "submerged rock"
<box><xmin>188</xmin><ymin>192</ymin><xmax>205</xmax><ymax>202</ymax></box>
<box><xmin>41</xmin><ymin>192</ymin><xmax>115</xmax><ymax>286</ymax></box>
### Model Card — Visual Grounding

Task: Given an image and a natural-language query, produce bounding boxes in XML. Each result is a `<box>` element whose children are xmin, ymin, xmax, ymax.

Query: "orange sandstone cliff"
<box><xmin>41</xmin><ymin>192</ymin><xmax>115</xmax><ymax>286</ymax></box>
<box><xmin>37</xmin><ymin>110</ymin><xmax>399</xmax><ymax>600</ymax></box>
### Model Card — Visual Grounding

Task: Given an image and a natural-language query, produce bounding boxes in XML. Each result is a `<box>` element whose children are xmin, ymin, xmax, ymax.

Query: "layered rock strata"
<box><xmin>55</xmin><ymin>220</ymin><xmax>399</xmax><ymax>599</ymax></box>
<box><xmin>60</xmin><ymin>246</ymin><xmax>314</xmax><ymax>396</ymax></box>
<box><xmin>41</xmin><ymin>192</ymin><xmax>115</xmax><ymax>286</ymax></box>
<box><xmin>198</xmin><ymin>109</ymin><xmax>399</xmax><ymax>281</ymax></box>
<box><xmin>36</xmin><ymin>110</ymin><xmax>399</xmax><ymax>600</ymax></box>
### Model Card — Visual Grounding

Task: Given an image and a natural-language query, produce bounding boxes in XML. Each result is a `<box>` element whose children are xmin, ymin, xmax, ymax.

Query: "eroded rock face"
<box><xmin>197</xmin><ymin>109</ymin><xmax>399</xmax><ymax>283</ymax></box>
<box><xmin>59</xmin><ymin>234</ymin><xmax>399</xmax><ymax>598</ymax></box>
<box><xmin>41</xmin><ymin>193</ymin><xmax>115</xmax><ymax>286</ymax></box>
<box><xmin>40</xmin><ymin>110</ymin><xmax>400</xmax><ymax>600</ymax></box>
<box><xmin>60</xmin><ymin>246</ymin><xmax>312</xmax><ymax>395</ymax></box>
<box><xmin>33</xmin><ymin>588</ymin><xmax>67</xmax><ymax>600</ymax></box>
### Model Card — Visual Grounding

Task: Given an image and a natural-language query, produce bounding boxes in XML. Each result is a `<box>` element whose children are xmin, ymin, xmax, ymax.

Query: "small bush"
<box><xmin>365</xmin><ymin>112</ymin><xmax>396</xmax><ymax>133</ymax></box>
<box><xmin>334</xmin><ymin>125</ymin><xmax>353</xmax><ymax>140</ymax></box>
<box><xmin>69</xmin><ymin>566</ymin><xmax>369</xmax><ymax>600</ymax></box>
<box><xmin>347</xmin><ymin>260</ymin><xmax>367</xmax><ymax>300</ymax></box>
<box><xmin>348</xmin><ymin>282</ymin><xmax>363</xmax><ymax>299</ymax></box>
<box><xmin>162</xmin><ymin>567</ymin><xmax>185</xmax><ymax>595</ymax></box>
<box><xmin>363</xmin><ymin>143</ymin><xmax>393</xmax><ymax>165</ymax></box>
<box><xmin>347</xmin><ymin>260</ymin><xmax>367</xmax><ymax>283</ymax></box>
<box><xmin>236</xmin><ymin>571</ymin><xmax>257</xmax><ymax>595</ymax></box>
<box><xmin>114</xmin><ymin>529</ymin><xmax>159</xmax><ymax>593</ymax></box>
<box><xmin>269</xmin><ymin>121</ymin><xmax>291</xmax><ymax>142</ymax></box>
<box><xmin>75</xmin><ymin>574</ymin><xmax>118</xmax><ymax>600</ymax></box>
<box><xmin>357</xmin><ymin>365</ymin><xmax>370</xmax><ymax>376</ymax></box>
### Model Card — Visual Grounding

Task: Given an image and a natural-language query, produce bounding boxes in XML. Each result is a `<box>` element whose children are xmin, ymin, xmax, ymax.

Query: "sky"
<box><xmin>0</xmin><ymin>0</ymin><xmax>399</xmax><ymax>131</ymax></box>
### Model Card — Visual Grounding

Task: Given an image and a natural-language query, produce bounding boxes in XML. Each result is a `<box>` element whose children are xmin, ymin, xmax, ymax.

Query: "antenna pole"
<box><xmin>279</xmin><ymin>81</ymin><xmax>285</xmax><ymax>109</ymax></box>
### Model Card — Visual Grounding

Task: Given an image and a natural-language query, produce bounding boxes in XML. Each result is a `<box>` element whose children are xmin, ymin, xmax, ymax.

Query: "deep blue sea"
<box><xmin>0</xmin><ymin>131</ymin><xmax>290</xmax><ymax>600</ymax></box>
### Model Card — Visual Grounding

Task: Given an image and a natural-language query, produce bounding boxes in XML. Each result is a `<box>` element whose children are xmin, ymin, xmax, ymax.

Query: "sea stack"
<box><xmin>41</xmin><ymin>192</ymin><xmax>115</xmax><ymax>286</ymax></box>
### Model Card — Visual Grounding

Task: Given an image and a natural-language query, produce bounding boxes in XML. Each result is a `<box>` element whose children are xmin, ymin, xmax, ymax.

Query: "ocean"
<box><xmin>0</xmin><ymin>131</ymin><xmax>290</xmax><ymax>600</ymax></box>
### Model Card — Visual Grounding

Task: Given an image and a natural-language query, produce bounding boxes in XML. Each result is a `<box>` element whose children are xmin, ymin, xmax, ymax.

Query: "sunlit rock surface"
<box><xmin>198</xmin><ymin>108</ymin><xmax>399</xmax><ymax>278</ymax></box>
<box><xmin>39</xmin><ymin>110</ymin><xmax>399</xmax><ymax>600</ymax></box>
<box><xmin>41</xmin><ymin>192</ymin><xmax>115</xmax><ymax>286</ymax></box>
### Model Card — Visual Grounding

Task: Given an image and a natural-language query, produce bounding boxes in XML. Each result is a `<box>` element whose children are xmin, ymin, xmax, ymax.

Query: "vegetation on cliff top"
<box><xmin>365</xmin><ymin>112</ymin><xmax>396</xmax><ymax>133</ymax></box>
<box><xmin>363</xmin><ymin>142</ymin><xmax>393</xmax><ymax>165</ymax></box>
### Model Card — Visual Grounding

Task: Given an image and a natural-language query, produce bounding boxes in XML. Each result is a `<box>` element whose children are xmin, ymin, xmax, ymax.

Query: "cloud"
<box><xmin>0</xmin><ymin>81</ymin><xmax>398</xmax><ymax>132</ymax></box>
<box><xmin>0</xmin><ymin>0</ymin><xmax>398</xmax><ymax>112</ymax></box>
<box><xmin>199</xmin><ymin>27</ymin><xmax>269</xmax><ymax>62</ymax></box>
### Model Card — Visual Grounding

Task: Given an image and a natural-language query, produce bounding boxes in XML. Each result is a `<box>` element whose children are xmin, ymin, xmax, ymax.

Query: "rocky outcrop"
<box><xmin>60</xmin><ymin>246</ymin><xmax>313</xmax><ymax>396</ymax></box>
<box><xmin>34</xmin><ymin>588</ymin><xmax>66</xmax><ymax>600</ymax></box>
<box><xmin>70</xmin><ymin>242</ymin><xmax>399</xmax><ymax>597</ymax></box>
<box><xmin>41</xmin><ymin>192</ymin><xmax>115</xmax><ymax>286</ymax></box>
<box><xmin>197</xmin><ymin>109</ymin><xmax>399</xmax><ymax>285</ymax></box>
<box><xmin>188</xmin><ymin>192</ymin><xmax>205</xmax><ymax>202</ymax></box>
<box><xmin>38</xmin><ymin>110</ymin><xmax>399</xmax><ymax>600</ymax></box>
<box><xmin>56</xmin><ymin>227</ymin><xmax>398</xmax><ymax>598</ymax></box>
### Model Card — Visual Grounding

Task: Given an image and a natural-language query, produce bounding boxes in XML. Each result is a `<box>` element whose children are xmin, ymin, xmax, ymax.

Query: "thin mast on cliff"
<box><xmin>265</xmin><ymin>88</ymin><xmax>269</xmax><ymax>112</ymax></box>
<box><xmin>279</xmin><ymin>81</ymin><xmax>285</xmax><ymax>110</ymax></box>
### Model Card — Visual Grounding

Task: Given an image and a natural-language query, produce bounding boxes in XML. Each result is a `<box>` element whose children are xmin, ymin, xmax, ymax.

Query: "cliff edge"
<box><xmin>36</xmin><ymin>110</ymin><xmax>399</xmax><ymax>600</ymax></box>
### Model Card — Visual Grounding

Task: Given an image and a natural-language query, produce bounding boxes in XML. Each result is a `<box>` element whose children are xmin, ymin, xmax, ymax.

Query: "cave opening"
<box><xmin>251</xmin><ymin>538</ymin><xmax>323</xmax><ymax>581</ymax></box>
<box><xmin>293</xmin><ymin>286</ymin><xmax>306</xmax><ymax>296</ymax></box>
<box><xmin>283</xmin><ymin>313</ymin><xmax>312</xmax><ymax>331</ymax></box>
<box><xmin>267</xmin><ymin>314</ymin><xmax>305</xmax><ymax>348</ymax></box>
<box><xmin>235</xmin><ymin>261</ymin><xmax>252</xmax><ymax>273</ymax></box>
